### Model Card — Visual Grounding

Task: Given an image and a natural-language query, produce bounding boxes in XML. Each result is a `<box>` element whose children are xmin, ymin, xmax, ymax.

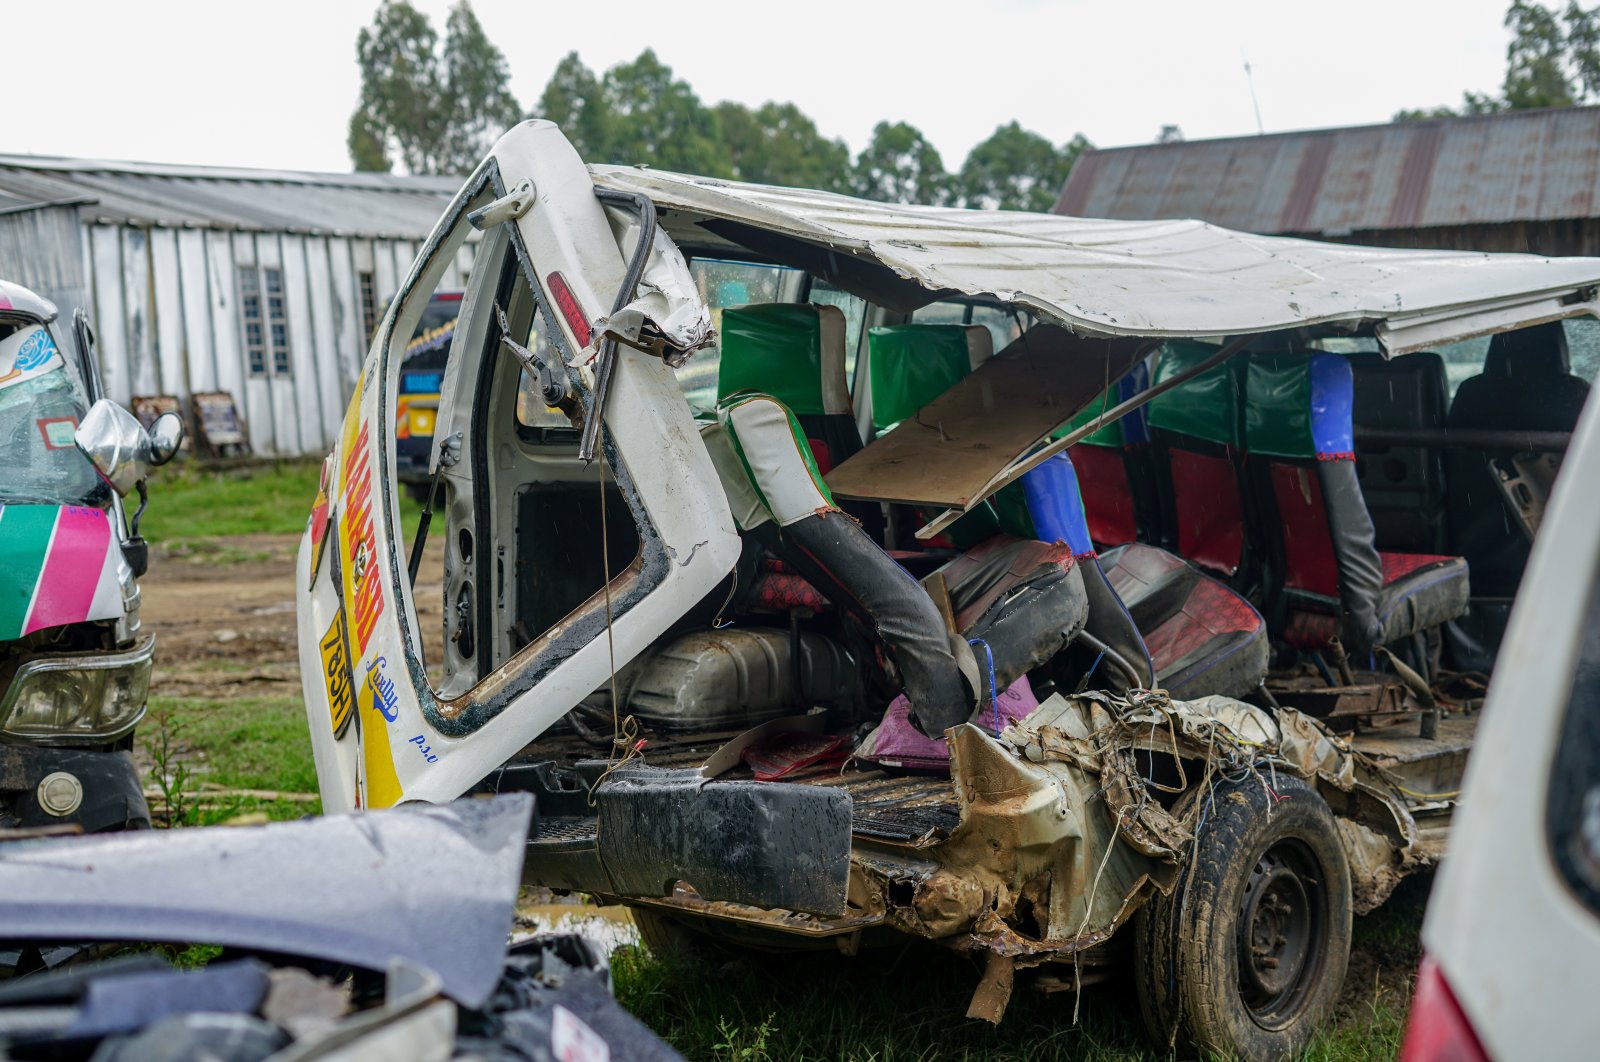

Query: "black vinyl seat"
<box><xmin>1348</xmin><ymin>352</ymin><xmax>1450</xmax><ymax>553</ymax></box>
<box><xmin>1446</xmin><ymin>322</ymin><xmax>1590</xmax><ymax>598</ymax></box>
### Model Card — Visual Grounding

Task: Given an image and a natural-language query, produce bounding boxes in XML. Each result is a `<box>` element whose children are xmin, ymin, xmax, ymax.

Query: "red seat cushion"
<box><xmin>1070</xmin><ymin>444</ymin><xmax>1138</xmax><ymax>547</ymax></box>
<box><xmin>1099</xmin><ymin>543</ymin><xmax>1268</xmax><ymax>699</ymax></box>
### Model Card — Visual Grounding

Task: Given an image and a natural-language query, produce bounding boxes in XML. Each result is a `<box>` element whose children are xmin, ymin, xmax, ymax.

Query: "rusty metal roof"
<box><xmin>1055</xmin><ymin>106</ymin><xmax>1600</xmax><ymax>236</ymax></box>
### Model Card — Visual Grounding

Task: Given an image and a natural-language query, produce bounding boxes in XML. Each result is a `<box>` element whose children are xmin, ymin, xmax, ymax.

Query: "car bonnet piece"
<box><xmin>0</xmin><ymin>794</ymin><xmax>533</xmax><ymax>1008</ymax></box>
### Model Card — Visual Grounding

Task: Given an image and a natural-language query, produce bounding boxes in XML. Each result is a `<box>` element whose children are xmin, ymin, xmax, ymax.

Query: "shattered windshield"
<box><xmin>0</xmin><ymin>320</ymin><xmax>107</xmax><ymax>506</ymax></box>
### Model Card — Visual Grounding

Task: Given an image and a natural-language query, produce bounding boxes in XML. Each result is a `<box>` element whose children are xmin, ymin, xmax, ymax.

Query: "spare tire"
<box><xmin>1134</xmin><ymin>772</ymin><xmax>1352</xmax><ymax>1061</ymax></box>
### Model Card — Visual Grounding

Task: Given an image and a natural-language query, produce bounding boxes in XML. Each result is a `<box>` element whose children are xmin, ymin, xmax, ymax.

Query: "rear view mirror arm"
<box><xmin>914</xmin><ymin>334</ymin><xmax>1254</xmax><ymax>541</ymax></box>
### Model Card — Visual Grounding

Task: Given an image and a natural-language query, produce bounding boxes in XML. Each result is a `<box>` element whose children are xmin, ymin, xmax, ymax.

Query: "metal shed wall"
<box><xmin>0</xmin><ymin>203</ymin><xmax>90</xmax><ymax>317</ymax></box>
<box><xmin>80</xmin><ymin>222</ymin><xmax>472</xmax><ymax>456</ymax></box>
<box><xmin>0</xmin><ymin>155</ymin><xmax>471</xmax><ymax>456</ymax></box>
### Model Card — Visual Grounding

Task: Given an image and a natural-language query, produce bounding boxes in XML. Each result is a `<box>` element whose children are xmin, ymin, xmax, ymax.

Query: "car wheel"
<box><xmin>1134</xmin><ymin>773</ymin><xmax>1352</xmax><ymax>1062</ymax></box>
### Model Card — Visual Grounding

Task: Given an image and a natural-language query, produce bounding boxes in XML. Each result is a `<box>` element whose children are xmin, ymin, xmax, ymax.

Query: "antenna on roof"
<box><xmin>1243</xmin><ymin>53</ymin><xmax>1265</xmax><ymax>135</ymax></box>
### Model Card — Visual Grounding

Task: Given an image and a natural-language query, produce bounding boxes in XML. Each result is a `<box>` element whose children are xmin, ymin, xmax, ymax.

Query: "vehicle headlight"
<box><xmin>0</xmin><ymin>635</ymin><xmax>154</xmax><ymax>743</ymax></box>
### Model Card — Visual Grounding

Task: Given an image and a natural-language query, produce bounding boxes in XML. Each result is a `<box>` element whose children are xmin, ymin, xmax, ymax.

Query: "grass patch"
<box><xmin>143</xmin><ymin>693</ymin><xmax>320</xmax><ymax>824</ymax></box>
<box><xmin>611</xmin><ymin>888</ymin><xmax>1427</xmax><ymax>1062</ymax></box>
<box><xmin>143</xmin><ymin>461</ymin><xmax>321</xmax><ymax>542</ymax></box>
<box><xmin>143</xmin><ymin>459</ymin><xmax>425</xmax><ymax>548</ymax></box>
<box><xmin>613</xmin><ymin>941</ymin><xmax>1152</xmax><ymax>1062</ymax></box>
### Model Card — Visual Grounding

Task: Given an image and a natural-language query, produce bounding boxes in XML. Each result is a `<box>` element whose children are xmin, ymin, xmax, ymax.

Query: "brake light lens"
<box><xmin>1401</xmin><ymin>955</ymin><xmax>1490</xmax><ymax>1062</ymax></box>
<box><xmin>545</xmin><ymin>271</ymin><xmax>593</xmax><ymax>349</ymax></box>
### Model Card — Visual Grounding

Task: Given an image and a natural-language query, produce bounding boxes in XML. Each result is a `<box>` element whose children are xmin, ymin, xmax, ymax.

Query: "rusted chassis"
<box><xmin>522</xmin><ymin>689</ymin><xmax>1421</xmax><ymax>1022</ymax></box>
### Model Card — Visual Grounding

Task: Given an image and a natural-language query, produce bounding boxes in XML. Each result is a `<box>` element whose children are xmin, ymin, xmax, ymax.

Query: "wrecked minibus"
<box><xmin>297</xmin><ymin>120</ymin><xmax>1598</xmax><ymax>1060</ymax></box>
<box><xmin>0</xmin><ymin>280</ymin><xmax>184</xmax><ymax>834</ymax></box>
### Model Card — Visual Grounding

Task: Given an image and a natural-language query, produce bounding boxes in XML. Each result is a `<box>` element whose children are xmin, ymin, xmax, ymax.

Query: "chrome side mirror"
<box><xmin>75</xmin><ymin>400</ymin><xmax>151</xmax><ymax>497</ymax></box>
<box><xmin>148</xmin><ymin>410</ymin><xmax>185</xmax><ymax>466</ymax></box>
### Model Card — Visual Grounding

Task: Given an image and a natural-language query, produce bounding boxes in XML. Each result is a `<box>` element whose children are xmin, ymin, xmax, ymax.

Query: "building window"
<box><xmin>358</xmin><ymin>270</ymin><xmax>379</xmax><ymax>341</ymax></box>
<box><xmin>238</xmin><ymin>265</ymin><xmax>291</xmax><ymax>378</ymax></box>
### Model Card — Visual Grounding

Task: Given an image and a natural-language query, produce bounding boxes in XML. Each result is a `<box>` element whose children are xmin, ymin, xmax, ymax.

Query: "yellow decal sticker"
<box><xmin>318</xmin><ymin>611</ymin><xmax>354</xmax><ymax>739</ymax></box>
<box><xmin>360</xmin><ymin>684</ymin><xmax>404</xmax><ymax>809</ymax></box>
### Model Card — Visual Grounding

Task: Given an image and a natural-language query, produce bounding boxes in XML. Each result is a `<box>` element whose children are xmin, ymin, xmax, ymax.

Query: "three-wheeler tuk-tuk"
<box><xmin>297</xmin><ymin>120</ymin><xmax>1597</xmax><ymax>1059</ymax></box>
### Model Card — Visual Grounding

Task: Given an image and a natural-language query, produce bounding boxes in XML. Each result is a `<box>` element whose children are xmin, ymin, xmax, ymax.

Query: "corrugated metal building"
<box><xmin>0</xmin><ymin>155</ymin><xmax>470</xmax><ymax>456</ymax></box>
<box><xmin>1055</xmin><ymin>105</ymin><xmax>1600</xmax><ymax>257</ymax></box>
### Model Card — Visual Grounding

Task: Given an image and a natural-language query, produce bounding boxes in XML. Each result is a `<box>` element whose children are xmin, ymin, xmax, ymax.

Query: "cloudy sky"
<box><xmin>9</xmin><ymin>0</ymin><xmax>1513</xmax><ymax>173</ymax></box>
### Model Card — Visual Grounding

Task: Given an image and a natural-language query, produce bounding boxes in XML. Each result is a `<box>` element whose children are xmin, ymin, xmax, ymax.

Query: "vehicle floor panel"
<box><xmin>1350</xmin><ymin>714</ymin><xmax>1478</xmax><ymax>764</ymax></box>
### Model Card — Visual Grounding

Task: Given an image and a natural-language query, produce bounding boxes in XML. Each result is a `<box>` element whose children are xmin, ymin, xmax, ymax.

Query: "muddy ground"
<box><xmin>136</xmin><ymin>535</ymin><xmax>1420</xmax><ymax>1041</ymax></box>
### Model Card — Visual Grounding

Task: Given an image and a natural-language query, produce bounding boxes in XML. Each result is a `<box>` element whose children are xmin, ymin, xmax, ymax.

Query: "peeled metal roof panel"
<box><xmin>1057</xmin><ymin>106</ymin><xmax>1600</xmax><ymax>235</ymax></box>
<box><xmin>595</xmin><ymin>163</ymin><xmax>1600</xmax><ymax>347</ymax></box>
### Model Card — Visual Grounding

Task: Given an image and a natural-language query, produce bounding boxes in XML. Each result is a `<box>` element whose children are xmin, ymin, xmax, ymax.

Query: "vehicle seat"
<box><xmin>864</xmin><ymin>324</ymin><xmax>1025</xmax><ymax>550</ymax></box>
<box><xmin>867</xmin><ymin>323</ymin><xmax>992</xmax><ymax>432</ymax></box>
<box><xmin>1244</xmin><ymin>352</ymin><xmax>1470</xmax><ymax>654</ymax></box>
<box><xmin>1348</xmin><ymin>352</ymin><xmax>1450</xmax><ymax>553</ymax></box>
<box><xmin>717</xmin><ymin>304</ymin><xmax>860</xmax><ymax>474</ymax></box>
<box><xmin>711</xmin><ymin>391</ymin><xmax>1089</xmax><ymax>734</ymax></box>
<box><xmin>1098</xmin><ymin>542</ymin><xmax>1270</xmax><ymax>700</ymax></box>
<box><xmin>1145</xmin><ymin>340</ymin><xmax>1252</xmax><ymax>580</ymax></box>
<box><xmin>1058</xmin><ymin>362</ymin><xmax>1157</xmax><ymax>548</ymax></box>
<box><xmin>1446</xmin><ymin>322</ymin><xmax>1590</xmax><ymax>597</ymax></box>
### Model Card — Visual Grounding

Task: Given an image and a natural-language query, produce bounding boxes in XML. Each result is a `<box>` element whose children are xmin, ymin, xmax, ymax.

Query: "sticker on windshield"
<box><xmin>0</xmin><ymin>326</ymin><xmax>64</xmax><ymax>390</ymax></box>
<box><xmin>36</xmin><ymin>417</ymin><xmax>78</xmax><ymax>450</ymax></box>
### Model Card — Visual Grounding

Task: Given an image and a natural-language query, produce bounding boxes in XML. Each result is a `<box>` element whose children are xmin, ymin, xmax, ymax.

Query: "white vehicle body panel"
<box><xmin>1420</xmin><ymin>373</ymin><xmax>1600</xmax><ymax>1059</ymax></box>
<box><xmin>298</xmin><ymin>122</ymin><xmax>737</xmax><ymax>809</ymax></box>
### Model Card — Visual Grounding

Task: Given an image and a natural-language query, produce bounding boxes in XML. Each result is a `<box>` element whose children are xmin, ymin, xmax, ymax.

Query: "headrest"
<box><xmin>1020</xmin><ymin>453</ymin><xmax>1095</xmax><ymax>557</ymax></box>
<box><xmin>715</xmin><ymin>392</ymin><xmax>835</xmax><ymax>527</ymax></box>
<box><xmin>1483</xmin><ymin>321</ymin><xmax>1570</xmax><ymax>381</ymax></box>
<box><xmin>717</xmin><ymin>304</ymin><xmax>851</xmax><ymax>417</ymax></box>
<box><xmin>1347</xmin><ymin>351</ymin><xmax>1448</xmax><ymax>424</ymax></box>
<box><xmin>1146</xmin><ymin>340</ymin><xmax>1243</xmax><ymax>448</ymax></box>
<box><xmin>1243</xmin><ymin>352</ymin><xmax>1354</xmax><ymax>460</ymax></box>
<box><xmin>1057</xmin><ymin>361</ymin><xmax>1151</xmax><ymax>447</ymax></box>
<box><xmin>866</xmin><ymin>324</ymin><xmax>993</xmax><ymax>429</ymax></box>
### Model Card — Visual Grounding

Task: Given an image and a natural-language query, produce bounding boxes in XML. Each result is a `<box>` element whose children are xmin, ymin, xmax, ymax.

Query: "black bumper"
<box><xmin>0</xmin><ymin>746</ymin><xmax>150</xmax><ymax>833</ymax></box>
<box><xmin>515</xmin><ymin>764</ymin><xmax>852</xmax><ymax>917</ymax></box>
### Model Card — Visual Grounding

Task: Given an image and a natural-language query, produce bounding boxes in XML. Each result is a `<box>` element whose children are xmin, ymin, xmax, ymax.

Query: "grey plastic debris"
<box><xmin>0</xmin><ymin>794</ymin><xmax>534</xmax><ymax>1007</ymax></box>
<box><xmin>91</xmin><ymin>1012</ymin><xmax>288</xmax><ymax>1062</ymax></box>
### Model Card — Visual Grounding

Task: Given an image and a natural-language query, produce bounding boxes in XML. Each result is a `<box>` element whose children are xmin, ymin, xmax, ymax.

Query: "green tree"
<box><xmin>597</xmin><ymin>49</ymin><xmax>725</xmax><ymax>174</ymax></box>
<box><xmin>715</xmin><ymin>101</ymin><xmax>852</xmax><ymax>191</ymax></box>
<box><xmin>536</xmin><ymin>52</ymin><xmax>614</xmax><ymax>161</ymax></box>
<box><xmin>953</xmin><ymin>122</ymin><xmax>1091</xmax><ymax>211</ymax></box>
<box><xmin>1396</xmin><ymin>1</ymin><xmax>1600</xmax><ymax>118</ymax></box>
<box><xmin>348</xmin><ymin>0</ymin><xmax>521</xmax><ymax>174</ymax></box>
<box><xmin>439</xmin><ymin>2</ymin><xmax>523</xmax><ymax>170</ymax></box>
<box><xmin>853</xmin><ymin>121</ymin><xmax>947</xmax><ymax>205</ymax></box>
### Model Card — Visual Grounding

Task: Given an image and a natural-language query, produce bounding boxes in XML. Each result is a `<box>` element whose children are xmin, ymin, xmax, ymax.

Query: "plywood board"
<box><xmin>825</xmin><ymin>325</ymin><xmax>1147</xmax><ymax>508</ymax></box>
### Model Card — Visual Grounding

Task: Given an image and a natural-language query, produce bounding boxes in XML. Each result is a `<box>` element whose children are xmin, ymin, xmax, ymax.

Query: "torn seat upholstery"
<box><xmin>705</xmin><ymin>392</ymin><xmax>1089</xmax><ymax>735</ymax></box>
<box><xmin>1244</xmin><ymin>353</ymin><xmax>1470</xmax><ymax>653</ymax></box>
<box><xmin>1098</xmin><ymin>543</ymin><xmax>1270</xmax><ymax>700</ymax></box>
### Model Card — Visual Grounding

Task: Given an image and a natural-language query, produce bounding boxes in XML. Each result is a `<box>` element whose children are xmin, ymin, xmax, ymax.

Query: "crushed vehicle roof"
<box><xmin>592</xmin><ymin>165</ymin><xmax>1600</xmax><ymax>354</ymax></box>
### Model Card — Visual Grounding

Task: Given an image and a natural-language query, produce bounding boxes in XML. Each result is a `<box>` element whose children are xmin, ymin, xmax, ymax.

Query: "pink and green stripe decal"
<box><xmin>0</xmin><ymin>505</ymin><xmax>117</xmax><ymax>640</ymax></box>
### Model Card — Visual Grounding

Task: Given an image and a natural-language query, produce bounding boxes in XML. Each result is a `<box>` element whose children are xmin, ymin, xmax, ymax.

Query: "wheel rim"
<box><xmin>1236</xmin><ymin>837</ymin><xmax>1327</xmax><ymax>1029</ymax></box>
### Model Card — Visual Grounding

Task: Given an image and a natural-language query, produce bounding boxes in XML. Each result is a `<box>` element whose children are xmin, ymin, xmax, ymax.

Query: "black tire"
<box><xmin>1134</xmin><ymin>773</ymin><xmax>1352</xmax><ymax>1062</ymax></box>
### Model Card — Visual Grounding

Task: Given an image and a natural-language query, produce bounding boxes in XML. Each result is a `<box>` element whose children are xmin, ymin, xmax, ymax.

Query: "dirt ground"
<box><xmin>140</xmin><ymin>533</ymin><xmax>447</xmax><ymax>704</ymax></box>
